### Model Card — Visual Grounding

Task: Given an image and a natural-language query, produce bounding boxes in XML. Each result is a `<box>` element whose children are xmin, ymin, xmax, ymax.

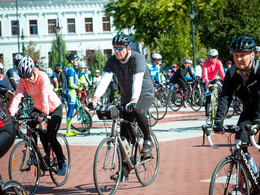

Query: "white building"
<box><xmin>0</xmin><ymin>0</ymin><xmax>122</xmax><ymax>70</ymax></box>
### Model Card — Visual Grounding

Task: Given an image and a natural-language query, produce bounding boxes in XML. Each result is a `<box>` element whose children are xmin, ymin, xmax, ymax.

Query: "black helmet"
<box><xmin>112</xmin><ymin>34</ymin><xmax>132</xmax><ymax>46</ymax></box>
<box><xmin>197</xmin><ymin>58</ymin><xmax>204</xmax><ymax>63</ymax></box>
<box><xmin>229</xmin><ymin>36</ymin><xmax>256</xmax><ymax>53</ymax></box>
<box><xmin>66</xmin><ymin>53</ymin><xmax>79</xmax><ymax>62</ymax></box>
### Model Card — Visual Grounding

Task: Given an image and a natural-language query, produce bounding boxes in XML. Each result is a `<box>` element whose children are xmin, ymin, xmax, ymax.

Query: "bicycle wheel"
<box><xmin>9</xmin><ymin>140</ymin><xmax>40</xmax><ymax>195</ymax></box>
<box><xmin>135</xmin><ymin>131</ymin><xmax>160</xmax><ymax>186</ymax></box>
<box><xmin>147</xmin><ymin>102</ymin><xmax>159</xmax><ymax>127</ymax></box>
<box><xmin>71</xmin><ymin>107</ymin><xmax>92</xmax><ymax>133</ymax></box>
<box><xmin>167</xmin><ymin>90</ymin><xmax>182</xmax><ymax>111</ymax></box>
<box><xmin>190</xmin><ymin>88</ymin><xmax>203</xmax><ymax>111</ymax></box>
<box><xmin>155</xmin><ymin>94</ymin><xmax>167</xmax><ymax>120</ymax></box>
<box><xmin>3</xmin><ymin>180</ymin><xmax>28</xmax><ymax>195</ymax></box>
<box><xmin>93</xmin><ymin>137</ymin><xmax>122</xmax><ymax>195</ymax></box>
<box><xmin>209</xmin><ymin>156</ymin><xmax>250</xmax><ymax>195</ymax></box>
<box><xmin>49</xmin><ymin>133</ymin><xmax>71</xmax><ymax>186</ymax></box>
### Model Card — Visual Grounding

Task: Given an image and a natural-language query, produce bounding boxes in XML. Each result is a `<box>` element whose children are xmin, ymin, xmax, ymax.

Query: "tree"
<box><xmin>198</xmin><ymin>0</ymin><xmax>260</xmax><ymax>63</ymax></box>
<box><xmin>90</xmin><ymin>50</ymin><xmax>107</xmax><ymax>78</ymax></box>
<box><xmin>49</xmin><ymin>33</ymin><xmax>68</xmax><ymax>70</ymax></box>
<box><xmin>24</xmin><ymin>41</ymin><xmax>40</xmax><ymax>60</ymax></box>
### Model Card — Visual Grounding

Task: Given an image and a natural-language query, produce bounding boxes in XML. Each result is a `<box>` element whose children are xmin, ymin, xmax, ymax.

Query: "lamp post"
<box><xmin>15</xmin><ymin>0</ymin><xmax>20</xmax><ymax>54</ymax></box>
<box><xmin>56</xmin><ymin>18</ymin><xmax>61</xmax><ymax>63</ymax></box>
<box><xmin>187</xmin><ymin>1</ymin><xmax>198</xmax><ymax>67</ymax></box>
<box><xmin>21</xmin><ymin>29</ymin><xmax>25</xmax><ymax>56</ymax></box>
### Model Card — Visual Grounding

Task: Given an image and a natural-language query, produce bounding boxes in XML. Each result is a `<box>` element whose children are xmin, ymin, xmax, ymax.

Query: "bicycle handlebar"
<box><xmin>202</xmin><ymin>124</ymin><xmax>260</xmax><ymax>149</ymax></box>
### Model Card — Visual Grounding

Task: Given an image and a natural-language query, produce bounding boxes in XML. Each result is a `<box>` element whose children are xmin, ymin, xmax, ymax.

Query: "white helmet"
<box><xmin>0</xmin><ymin>63</ymin><xmax>3</xmax><ymax>69</ymax></box>
<box><xmin>41</xmin><ymin>67</ymin><xmax>53</xmax><ymax>78</ymax></box>
<box><xmin>152</xmin><ymin>53</ymin><xmax>162</xmax><ymax>60</ymax></box>
<box><xmin>208</xmin><ymin>49</ymin><xmax>218</xmax><ymax>56</ymax></box>
<box><xmin>78</xmin><ymin>61</ymin><xmax>86</xmax><ymax>68</ymax></box>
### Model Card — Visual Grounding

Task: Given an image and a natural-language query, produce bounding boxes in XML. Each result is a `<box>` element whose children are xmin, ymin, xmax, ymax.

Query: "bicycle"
<box><xmin>9</xmin><ymin>116</ymin><xmax>71</xmax><ymax>195</ymax></box>
<box><xmin>70</xmin><ymin>94</ymin><xmax>93</xmax><ymax>135</ymax></box>
<box><xmin>202</xmin><ymin>124</ymin><xmax>260</xmax><ymax>194</ymax></box>
<box><xmin>93</xmin><ymin>105</ymin><xmax>160</xmax><ymax>195</ymax></box>
<box><xmin>0</xmin><ymin>175</ymin><xmax>27</xmax><ymax>195</ymax></box>
<box><xmin>167</xmin><ymin>80</ymin><xmax>203</xmax><ymax>111</ymax></box>
<box><xmin>154</xmin><ymin>84</ymin><xmax>168</xmax><ymax>120</ymax></box>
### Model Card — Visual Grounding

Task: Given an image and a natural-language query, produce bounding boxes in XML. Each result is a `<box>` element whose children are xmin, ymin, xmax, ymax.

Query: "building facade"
<box><xmin>0</xmin><ymin>0</ymin><xmax>123</xmax><ymax>70</ymax></box>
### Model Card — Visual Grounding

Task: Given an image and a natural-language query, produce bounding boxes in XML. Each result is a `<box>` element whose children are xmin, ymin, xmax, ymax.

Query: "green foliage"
<box><xmin>198</xmin><ymin>0</ymin><xmax>260</xmax><ymax>63</ymax></box>
<box><xmin>90</xmin><ymin>50</ymin><xmax>107</xmax><ymax>78</ymax></box>
<box><xmin>49</xmin><ymin>33</ymin><xmax>69</xmax><ymax>70</ymax></box>
<box><xmin>24</xmin><ymin>41</ymin><xmax>40</xmax><ymax>60</ymax></box>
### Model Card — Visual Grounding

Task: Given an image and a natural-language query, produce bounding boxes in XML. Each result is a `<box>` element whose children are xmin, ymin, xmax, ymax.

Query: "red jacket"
<box><xmin>202</xmin><ymin>59</ymin><xmax>225</xmax><ymax>83</ymax></box>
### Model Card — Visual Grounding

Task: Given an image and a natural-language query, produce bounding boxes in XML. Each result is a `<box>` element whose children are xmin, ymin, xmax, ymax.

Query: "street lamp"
<box><xmin>187</xmin><ymin>1</ymin><xmax>198</xmax><ymax>67</ymax></box>
<box><xmin>21</xmin><ymin>29</ymin><xmax>25</xmax><ymax>56</ymax></box>
<box><xmin>56</xmin><ymin>18</ymin><xmax>61</xmax><ymax>63</ymax></box>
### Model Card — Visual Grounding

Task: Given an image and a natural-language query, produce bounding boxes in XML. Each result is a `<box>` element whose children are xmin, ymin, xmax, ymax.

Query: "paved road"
<box><xmin>1</xmin><ymin>106</ymin><xmax>253</xmax><ymax>195</ymax></box>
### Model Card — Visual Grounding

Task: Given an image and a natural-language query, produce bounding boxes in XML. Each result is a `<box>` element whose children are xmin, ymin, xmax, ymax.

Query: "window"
<box><xmin>11</xmin><ymin>21</ymin><xmax>19</xmax><ymax>35</ymax></box>
<box><xmin>104</xmin><ymin>49</ymin><xmax>112</xmax><ymax>57</ymax></box>
<box><xmin>67</xmin><ymin>18</ymin><xmax>75</xmax><ymax>33</ymax></box>
<box><xmin>29</xmin><ymin>20</ymin><xmax>38</xmax><ymax>35</ymax></box>
<box><xmin>102</xmin><ymin>17</ymin><xmax>111</xmax><ymax>32</ymax></box>
<box><xmin>86</xmin><ymin>50</ymin><xmax>95</xmax><ymax>66</ymax></box>
<box><xmin>0</xmin><ymin>22</ymin><xmax>2</xmax><ymax>36</ymax></box>
<box><xmin>48</xmin><ymin>19</ymin><xmax>56</xmax><ymax>34</ymax></box>
<box><xmin>85</xmin><ymin>18</ymin><xmax>93</xmax><ymax>32</ymax></box>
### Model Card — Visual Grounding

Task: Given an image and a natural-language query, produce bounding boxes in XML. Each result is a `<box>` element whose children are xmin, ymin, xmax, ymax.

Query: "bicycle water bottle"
<box><xmin>121</xmin><ymin>136</ymin><xmax>131</xmax><ymax>153</ymax></box>
<box><xmin>246</xmin><ymin>153</ymin><xmax>259</xmax><ymax>176</ymax></box>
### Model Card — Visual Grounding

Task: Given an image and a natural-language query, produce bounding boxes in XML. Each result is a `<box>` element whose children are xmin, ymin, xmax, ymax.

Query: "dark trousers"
<box><xmin>0</xmin><ymin>122</ymin><xmax>15</xmax><ymax>158</ymax></box>
<box><xmin>120</xmin><ymin>94</ymin><xmax>154</xmax><ymax>143</ymax></box>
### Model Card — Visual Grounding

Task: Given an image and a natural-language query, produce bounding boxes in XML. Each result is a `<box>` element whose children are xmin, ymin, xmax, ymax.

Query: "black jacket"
<box><xmin>171</xmin><ymin>65</ymin><xmax>196</xmax><ymax>83</ymax></box>
<box><xmin>215</xmin><ymin>59</ymin><xmax>260</xmax><ymax>125</ymax></box>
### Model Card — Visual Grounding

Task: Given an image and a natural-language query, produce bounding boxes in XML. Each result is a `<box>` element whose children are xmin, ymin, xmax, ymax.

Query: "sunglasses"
<box><xmin>113</xmin><ymin>46</ymin><xmax>126</xmax><ymax>51</ymax></box>
<box><xmin>209</xmin><ymin>56</ymin><xmax>217</xmax><ymax>59</ymax></box>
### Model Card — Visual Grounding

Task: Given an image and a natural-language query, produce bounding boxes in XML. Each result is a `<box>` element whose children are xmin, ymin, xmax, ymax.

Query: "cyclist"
<box><xmin>93</xmin><ymin>70</ymin><xmax>101</xmax><ymax>88</ymax></box>
<box><xmin>0</xmin><ymin>87</ymin><xmax>15</xmax><ymax>159</ymax></box>
<box><xmin>224</xmin><ymin>60</ymin><xmax>232</xmax><ymax>73</ymax></box>
<box><xmin>195</xmin><ymin>58</ymin><xmax>204</xmax><ymax>78</ymax></box>
<box><xmin>0</xmin><ymin>54</ymin><xmax>22</xmax><ymax>91</ymax></box>
<box><xmin>213</xmin><ymin>36</ymin><xmax>259</xmax><ymax>194</ymax></box>
<box><xmin>78</xmin><ymin>61</ymin><xmax>92</xmax><ymax>87</ymax></box>
<box><xmin>34</xmin><ymin>58</ymin><xmax>44</xmax><ymax>71</ymax></box>
<box><xmin>54</xmin><ymin>63</ymin><xmax>63</xmax><ymax>89</ymax></box>
<box><xmin>63</xmin><ymin>53</ymin><xmax>81</xmax><ymax>137</ymax></box>
<box><xmin>255</xmin><ymin>46</ymin><xmax>260</xmax><ymax>60</ymax></box>
<box><xmin>185</xmin><ymin>59</ymin><xmax>197</xmax><ymax>81</ymax></box>
<box><xmin>171</xmin><ymin>64</ymin><xmax>178</xmax><ymax>76</ymax></box>
<box><xmin>171</xmin><ymin>58</ymin><xmax>196</xmax><ymax>108</ymax></box>
<box><xmin>9</xmin><ymin>56</ymin><xmax>67</xmax><ymax>176</ymax></box>
<box><xmin>88</xmin><ymin>34</ymin><xmax>154</xmax><ymax>181</ymax></box>
<box><xmin>41</xmin><ymin>67</ymin><xmax>59</xmax><ymax>91</ymax></box>
<box><xmin>202</xmin><ymin>49</ymin><xmax>225</xmax><ymax>124</ymax></box>
<box><xmin>148</xmin><ymin>53</ymin><xmax>162</xmax><ymax>85</ymax></box>
<box><xmin>0</xmin><ymin>63</ymin><xmax>4</xmax><ymax>80</ymax></box>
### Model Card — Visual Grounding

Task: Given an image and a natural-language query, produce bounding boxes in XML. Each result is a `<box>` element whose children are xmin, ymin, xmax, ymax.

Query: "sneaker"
<box><xmin>66</xmin><ymin>131</ymin><xmax>79</xmax><ymax>137</ymax></box>
<box><xmin>57</xmin><ymin>162</ymin><xmax>67</xmax><ymax>176</ymax></box>
<box><xmin>176</xmin><ymin>93</ymin><xmax>182</xmax><ymax>99</ymax></box>
<box><xmin>141</xmin><ymin>139</ymin><xmax>153</xmax><ymax>154</ymax></box>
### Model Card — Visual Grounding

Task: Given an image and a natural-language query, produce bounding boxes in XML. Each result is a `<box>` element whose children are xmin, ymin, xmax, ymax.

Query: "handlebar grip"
<box><xmin>249</xmin><ymin>128</ymin><xmax>260</xmax><ymax>149</ymax></box>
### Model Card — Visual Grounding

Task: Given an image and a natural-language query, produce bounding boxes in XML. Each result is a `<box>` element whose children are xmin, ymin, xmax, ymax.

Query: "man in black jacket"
<box><xmin>214</xmin><ymin>36</ymin><xmax>259</xmax><ymax>148</ymax></box>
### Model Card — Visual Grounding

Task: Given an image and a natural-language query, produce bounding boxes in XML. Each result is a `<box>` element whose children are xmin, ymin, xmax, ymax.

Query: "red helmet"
<box><xmin>172</xmin><ymin>64</ymin><xmax>178</xmax><ymax>68</ymax></box>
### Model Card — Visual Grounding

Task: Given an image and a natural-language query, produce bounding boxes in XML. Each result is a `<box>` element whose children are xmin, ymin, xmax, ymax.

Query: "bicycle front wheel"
<box><xmin>71</xmin><ymin>107</ymin><xmax>92</xmax><ymax>133</ymax></box>
<box><xmin>93</xmin><ymin>137</ymin><xmax>122</xmax><ymax>195</ymax></box>
<box><xmin>9</xmin><ymin>140</ymin><xmax>40</xmax><ymax>195</ymax></box>
<box><xmin>3</xmin><ymin>180</ymin><xmax>28</xmax><ymax>195</ymax></box>
<box><xmin>209</xmin><ymin>155</ymin><xmax>250</xmax><ymax>195</ymax></box>
<box><xmin>167</xmin><ymin>90</ymin><xmax>182</xmax><ymax>111</ymax></box>
<box><xmin>49</xmin><ymin>133</ymin><xmax>71</xmax><ymax>186</ymax></box>
<box><xmin>135</xmin><ymin>131</ymin><xmax>160</xmax><ymax>186</ymax></box>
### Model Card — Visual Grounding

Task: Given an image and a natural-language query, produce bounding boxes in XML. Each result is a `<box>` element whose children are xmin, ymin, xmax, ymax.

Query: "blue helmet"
<box><xmin>112</xmin><ymin>34</ymin><xmax>132</xmax><ymax>46</ymax></box>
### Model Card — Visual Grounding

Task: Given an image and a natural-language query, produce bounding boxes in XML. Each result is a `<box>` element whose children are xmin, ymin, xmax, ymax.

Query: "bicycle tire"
<box><xmin>209</xmin><ymin>155</ymin><xmax>250</xmax><ymax>195</ymax></box>
<box><xmin>167</xmin><ymin>90</ymin><xmax>182</xmax><ymax>111</ymax></box>
<box><xmin>155</xmin><ymin>94</ymin><xmax>168</xmax><ymax>120</ymax></box>
<box><xmin>148</xmin><ymin>102</ymin><xmax>159</xmax><ymax>127</ymax></box>
<box><xmin>71</xmin><ymin>107</ymin><xmax>92</xmax><ymax>133</ymax></box>
<box><xmin>135</xmin><ymin>131</ymin><xmax>160</xmax><ymax>186</ymax></box>
<box><xmin>49</xmin><ymin>133</ymin><xmax>71</xmax><ymax>186</ymax></box>
<box><xmin>93</xmin><ymin>137</ymin><xmax>122</xmax><ymax>195</ymax></box>
<box><xmin>9</xmin><ymin>140</ymin><xmax>40</xmax><ymax>195</ymax></box>
<box><xmin>190</xmin><ymin>88</ymin><xmax>203</xmax><ymax>111</ymax></box>
<box><xmin>3</xmin><ymin>180</ymin><xmax>28</xmax><ymax>195</ymax></box>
